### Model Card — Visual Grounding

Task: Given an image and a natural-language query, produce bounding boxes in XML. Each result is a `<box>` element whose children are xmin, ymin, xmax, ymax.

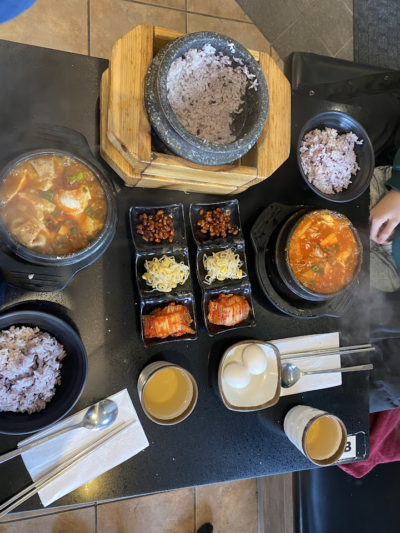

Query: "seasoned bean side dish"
<box><xmin>197</xmin><ymin>207</ymin><xmax>238</xmax><ymax>238</ymax></box>
<box><xmin>0</xmin><ymin>154</ymin><xmax>107</xmax><ymax>255</ymax></box>
<box><xmin>288</xmin><ymin>211</ymin><xmax>359</xmax><ymax>294</ymax></box>
<box><xmin>136</xmin><ymin>209</ymin><xmax>175</xmax><ymax>243</ymax></box>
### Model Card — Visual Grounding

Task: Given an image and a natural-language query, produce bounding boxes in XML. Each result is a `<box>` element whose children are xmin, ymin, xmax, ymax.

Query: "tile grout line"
<box><xmin>185</xmin><ymin>0</ymin><xmax>187</xmax><ymax>33</ymax></box>
<box><xmin>305</xmin><ymin>17</ymin><xmax>336</xmax><ymax>56</ymax></box>
<box><xmin>95</xmin><ymin>504</ymin><xmax>98</xmax><ymax>533</ymax></box>
<box><xmin>343</xmin><ymin>0</ymin><xmax>353</xmax><ymax>16</ymax></box>
<box><xmin>271</xmin><ymin>13</ymin><xmax>332</xmax><ymax>58</ymax></box>
<box><xmin>270</xmin><ymin>0</ymin><xmax>332</xmax><ymax>55</ymax></box>
<box><xmin>334</xmin><ymin>36</ymin><xmax>353</xmax><ymax>57</ymax></box>
<box><xmin>124</xmin><ymin>0</ymin><xmax>253</xmax><ymax>25</ymax></box>
<box><xmin>87</xmin><ymin>0</ymin><xmax>91</xmax><ymax>56</ymax></box>
<box><xmin>0</xmin><ymin>503</ymin><xmax>94</xmax><ymax>525</ymax></box>
<box><xmin>269</xmin><ymin>0</ymin><xmax>308</xmax><ymax>46</ymax></box>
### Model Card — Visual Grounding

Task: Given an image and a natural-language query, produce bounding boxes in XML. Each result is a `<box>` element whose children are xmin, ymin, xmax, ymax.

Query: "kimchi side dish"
<box><xmin>0</xmin><ymin>154</ymin><xmax>107</xmax><ymax>256</ymax></box>
<box><xmin>288</xmin><ymin>211</ymin><xmax>360</xmax><ymax>294</ymax></box>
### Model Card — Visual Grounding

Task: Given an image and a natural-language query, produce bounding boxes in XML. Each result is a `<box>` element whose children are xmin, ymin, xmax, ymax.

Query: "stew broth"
<box><xmin>0</xmin><ymin>154</ymin><xmax>107</xmax><ymax>255</ymax></box>
<box><xmin>288</xmin><ymin>211</ymin><xmax>359</xmax><ymax>294</ymax></box>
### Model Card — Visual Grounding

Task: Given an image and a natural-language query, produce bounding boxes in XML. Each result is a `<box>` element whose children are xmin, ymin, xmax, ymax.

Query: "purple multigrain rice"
<box><xmin>0</xmin><ymin>326</ymin><xmax>66</xmax><ymax>414</ymax></box>
<box><xmin>299</xmin><ymin>127</ymin><xmax>363</xmax><ymax>194</ymax></box>
<box><xmin>167</xmin><ymin>44</ymin><xmax>257</xmax><ymax>144</ymax></box>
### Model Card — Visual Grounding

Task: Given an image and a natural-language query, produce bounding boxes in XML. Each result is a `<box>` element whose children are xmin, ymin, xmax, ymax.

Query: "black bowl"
<box><xmin>0</xmin><ymin>149</ymin><xmax>118</xmax><ymax>267</ymax></box>
<box><xmin>297</xmin><ymin>111</ymin><xmax>375</xmax><ymax>203</ymax></box>
<box><xmin>0</xmin><ymin>311</ymin><xmax>88</xmax><ymax>435</ymax></box>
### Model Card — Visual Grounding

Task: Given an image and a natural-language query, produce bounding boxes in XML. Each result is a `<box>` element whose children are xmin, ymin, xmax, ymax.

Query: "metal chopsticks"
<box><xmin>279</xmin><ymin>343</ymin><xmax>375</xmax><ymax>361</ymax></box>
<box><xmin>0</xmin><ymin>419</ymin><xmax>134</xmax><ymax>518</ymax></box>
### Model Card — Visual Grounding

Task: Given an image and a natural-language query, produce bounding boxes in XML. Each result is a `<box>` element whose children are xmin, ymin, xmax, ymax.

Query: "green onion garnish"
<box><xmin>68</xmin><ymin>172</ymin><xmax>84</xmax><ymax>184</ymax></box>
<box><xmin>85</xmin><ymin>205</ymin><xmax>96</xmax><ymax>219</ymax></box>
<box><xmin>41</xmin><ymin>190</ymin><xmax>54</xmax><ymax>201</ymax></box>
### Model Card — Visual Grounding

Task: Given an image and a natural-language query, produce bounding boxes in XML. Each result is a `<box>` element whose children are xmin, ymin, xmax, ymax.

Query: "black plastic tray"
<box><xmin>129</xmin><ymin>204</ymin><xmax>197</xmax><ymax>347</ymax></box>
<box><xmin>250</xmin><ymin>202</ymin><xmax>358</xmax><ymax>318</ymax></box>
<box><xmin>189</xmin><ymin>200</ymin><xmax>255</xmax><ymax>335</ymax></box>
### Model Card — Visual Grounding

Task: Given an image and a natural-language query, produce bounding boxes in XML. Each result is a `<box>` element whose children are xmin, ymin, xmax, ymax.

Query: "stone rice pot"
<box><xmin>145</xmin><ymin>32</ymin><xmax>269</xmax><ymax>166</ymax></box>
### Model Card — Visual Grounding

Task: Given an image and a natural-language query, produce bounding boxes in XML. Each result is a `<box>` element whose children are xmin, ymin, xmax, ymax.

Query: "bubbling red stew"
<box><xmin>0</xmin><ymin>154</ymin><xmax>107</xmax><ymax>256</ymax></box>
<box><xmin>288</xmin><ymin>211</ymin><xmax>359</xmax><ymax>294</ymax></box>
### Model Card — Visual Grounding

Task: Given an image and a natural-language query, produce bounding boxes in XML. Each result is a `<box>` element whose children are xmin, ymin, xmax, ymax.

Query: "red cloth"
<box><xmin>339</xmin><ymin>407</ymin><xmax>400</xmax><ymax>478</ymax></box>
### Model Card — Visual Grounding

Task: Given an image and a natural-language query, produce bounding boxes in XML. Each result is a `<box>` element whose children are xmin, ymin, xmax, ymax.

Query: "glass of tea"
<box><xmin>138</xmin><ymin>362</ymin><xmax>198</xmax><ymax>425</ymax></box>
<box><xmin>284</xmin><ymin>405</ymin><xmax>347</xmax><ymax>465</ymax></box>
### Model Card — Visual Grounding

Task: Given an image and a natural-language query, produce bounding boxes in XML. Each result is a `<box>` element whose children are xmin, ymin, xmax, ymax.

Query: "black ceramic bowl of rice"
<box><xmin>145</xmin><ymin>32</ymin><xmax>269</xmax><ymax>166</ymax></box>
<box><xmin>297</xmin><ymin>111</ymin><xmax>375</xmax><ymax>203</ymax></box>
<box><xmin>0</xmin><ymin>311</ymin><xmax>88</xmax><ymax>435</ymax></box>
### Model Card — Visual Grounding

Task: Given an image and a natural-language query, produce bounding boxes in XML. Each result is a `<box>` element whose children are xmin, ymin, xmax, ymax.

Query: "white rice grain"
<box><xmin>299</xmin><ymin>127</ymin><xmax>363</xmax><ymax>194</ymax></box>
<box><xmin>167</xmin><ymin>44</ymin><xmax>257</xmax><ymax>144</ymax></box>
<box><xmin>0</xmin><ymin>326</ymin><xmax>66</xmax><ymax>414</ymax></box>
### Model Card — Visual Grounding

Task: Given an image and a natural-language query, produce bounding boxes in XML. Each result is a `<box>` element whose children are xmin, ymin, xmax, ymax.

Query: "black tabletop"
<box><xmin>0</xmin><ymin>41</ymin><xmax>371</xmax><ymax>511</ymax></box>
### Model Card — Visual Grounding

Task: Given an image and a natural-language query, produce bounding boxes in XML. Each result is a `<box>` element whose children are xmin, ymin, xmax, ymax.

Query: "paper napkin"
<box><xmin>19</xmin><ymin>389</ymin><xmax>149</xmax><ymax>506</ymax></box>
<box><xmin>271</xmin><ymin>332</ymin><xmax>341</xmax><ymax>397</ymax></box>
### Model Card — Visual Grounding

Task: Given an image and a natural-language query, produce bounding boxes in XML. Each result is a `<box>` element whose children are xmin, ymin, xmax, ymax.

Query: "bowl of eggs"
<box><xmin>218</xmin><ymin>340</ymin><xmax>281</xmax><ymax>411</ymax></box>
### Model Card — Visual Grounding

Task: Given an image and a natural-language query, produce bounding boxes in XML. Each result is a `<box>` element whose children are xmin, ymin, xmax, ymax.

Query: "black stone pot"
<box><xmin>275</xmin><ymin>209</ymin><xmax>363</xmax><ymax>302</ymax></box>
<box><xmin>0</xmin><ymin>149</ymin><xmax>118</xmax><ymax>267</ymax></box>
<box><xmin>145</xmin><ymin>32</ymin><xmax>269</xmax><ymax>166</ymax></box>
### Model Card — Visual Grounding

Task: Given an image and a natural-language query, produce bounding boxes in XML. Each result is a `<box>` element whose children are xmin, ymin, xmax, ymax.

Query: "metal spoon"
<box><xmin>0</xmin><ymin>399</ymin><xmax>118</xmax><ymax>465</ymax></box>
<box><xmin>281</xmin><ymin>363</ymin><xmax>373</xmax><ymax>389</ymax></box>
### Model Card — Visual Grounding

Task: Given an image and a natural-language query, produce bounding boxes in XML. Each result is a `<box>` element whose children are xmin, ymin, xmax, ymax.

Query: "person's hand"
<box><xmin>370</xmin><ymin>188</ymin><xmax>400</xmax><ymax>243</ymax></box>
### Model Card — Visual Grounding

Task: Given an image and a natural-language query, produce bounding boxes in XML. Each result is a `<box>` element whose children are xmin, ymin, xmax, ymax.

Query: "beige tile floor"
<box><xmin>0</xmin><ymin>1</ymin><xmax>277</xmax><ymax>531</ymax></box>
<box><xmin>0</xmin><ymin>479</ymin><xmax>258</xmax><ymax>532</ymax></box>
<box><xmin>0</xmin><ymin>0</ymin><xmax>278</xmax><ymax>63</ymax></box>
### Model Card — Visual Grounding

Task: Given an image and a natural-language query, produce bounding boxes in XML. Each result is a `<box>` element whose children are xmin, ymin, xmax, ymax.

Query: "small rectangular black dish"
<box><xmin>190</xmin><ymin>199</ymin><xmax>242</xmax><ymax>246</ymax></box>
<box><xmin>196</xmin><ymin>244</ymin><xmax>248</xmax><ymax>291</ymax></box>
<box><xmin>189</xmin><ymin>200</ymin><xmax>255</xmax><ymax>336</ymax></box>
<box><xmin>129</xmin><ymin>204</ymin><xmax>197</xmax><ymax>346</ymax></box>
<box><xmin>140</xmin><ymin>295</ymin><xmax>197</xmax><ymax>348</ymax></box>
<box><xmin>203</xmin><ymin>286</ymin><xmax>255</xmax><ymax>336</ymax></box>
<box><xmin>136</xmin><ymin>251</ymin><xmax>192</xmax><ymax>297</ymax></box>
<box><xmin>130</xmin><ymin>204</ymin><xmax>186</xmax><ymax>253</ymax></box>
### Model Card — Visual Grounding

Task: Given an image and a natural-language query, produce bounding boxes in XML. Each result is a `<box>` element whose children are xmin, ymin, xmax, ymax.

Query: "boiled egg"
<box><xmin>242</xmin><ymin>344</ymin><xmax>267</xmax><ymax>375</ymax></box>
<box><xmin>223</xmin><ymin>362</ymin><xmax>251</xmax><ymax>389</ymax></box>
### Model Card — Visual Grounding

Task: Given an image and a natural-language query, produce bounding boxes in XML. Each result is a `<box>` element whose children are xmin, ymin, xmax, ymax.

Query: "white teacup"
<box><xmin>284</xmin><ymin>405</ymin><xmax>347</xmax><ymax>466</ymax></box>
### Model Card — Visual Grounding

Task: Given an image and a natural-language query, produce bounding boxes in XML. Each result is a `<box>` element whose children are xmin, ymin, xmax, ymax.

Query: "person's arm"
<box><xmin>385</xmin><ymin>148</ymin><xmax>400</xmax><ymax>193</ymax></box>
<box><xmin>370</xmin><ymin>189</ymin><xmax>400</xmax><ymax>243</ymax></box>
<box><xmin>370</xmin><ymin>149</ymin><xmax>400</xmax><ymax>243</ymax></box>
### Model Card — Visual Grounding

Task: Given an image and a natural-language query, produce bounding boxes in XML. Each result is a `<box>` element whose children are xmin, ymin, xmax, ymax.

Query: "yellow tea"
<box><xmin>143</xmin><ymin>367</ymin><xmax>193</xmax><ymax>421</ymax></box>
<box><xmin>306</xmin><ymin>415</ymin><xmax>343</xmax><ymax>461</ymax></box>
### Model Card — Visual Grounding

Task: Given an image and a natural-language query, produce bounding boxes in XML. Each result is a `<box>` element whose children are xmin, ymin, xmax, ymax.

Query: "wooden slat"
<box><xmin>145</xmin><ymin>153</ymin><xmax>257</xmax><ymax>187</ymax></box>
<box><xmin>153</xmin><ymin>26</ymin><xmax>182</xmax><ymax>55</ymax></box>
<box><xmin>100</xmin><ymin>69</ymin><xmax>142</xmax><ymax>186</ymax></box>
<box><xmin>153</xmin><ymin>26</ymin><xmax>260</xmax><ymax>60</ymax></box>
<box><xmin>102</xmin><ymin>24</ymin><xmax>291</xmax><ymax>195</ymax></box>
<box><xmin>137</xmin><ymin>175</ymin><xmax>237</xmax><ymax>194</ymax></box>
<box><xmin>107</xmin><ymin>24</ymin><xmax>153</xmax><ymax>171</ymax></box>
<box><xmin>256</xmin><ymin>52</ymin><xmax>291</xmax><ymax>179</ymax></box>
